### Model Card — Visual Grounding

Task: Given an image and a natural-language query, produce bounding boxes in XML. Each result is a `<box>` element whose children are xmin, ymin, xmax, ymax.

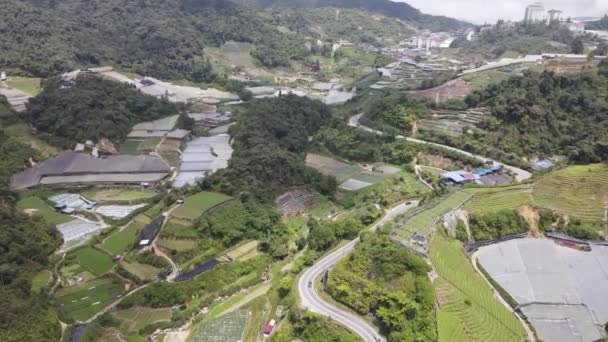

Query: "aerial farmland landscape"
<box><xmin>1</xmin><ymin>1</ymin><xmax>608</xmax><ymax>342</ymax></box>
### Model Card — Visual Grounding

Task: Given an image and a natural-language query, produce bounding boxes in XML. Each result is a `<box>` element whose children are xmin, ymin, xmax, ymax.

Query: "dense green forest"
<box><xmin>271</xmin><ymin>8</ymin><xmax>413</xmax><ymax>45</ymax></box>
<box><xmin>25</xmin><ymin>75</ymin><xmax>179</xmax><ymax>146</ymax></box>
<box><xmin>204</xmin><ymin>95</ymin><xmax>333</xmax><ymax>198</ymax></box>
<box><xmin>0</xmin><ymin>100</ymin><xmax>63</xmax><ymax>341</ymax></box>
<box><xmin>586</xmin><ymin>15</ymin><xmax>608</xmax><ymax>30</ymax></box>
<box><xmin>236</xmin><ymin>0</ymin><xmax>471</xmax><ymax>32</ymax></box>
<box><xmin>327</xmin><ymin>232</ymin><xmax>436</xmax><ymax>342</ymax></box>
<box><xmin>0</xmin><ymin>0</ymin><xmax>308</xmax><ymax>80</ymax></box>
<box><xmin>464</xmin><ymin>63</ymin><xmax>608</xmax><ymax>163</ymax></box>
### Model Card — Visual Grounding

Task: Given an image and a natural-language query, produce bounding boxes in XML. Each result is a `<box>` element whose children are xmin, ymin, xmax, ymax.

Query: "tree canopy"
<box><xmin>0</xmin><ymin>115</ymin><xmax>63</xmax><ymax>341</ymax></box>
<box><xmin>0</xmin><ymin>0</ymin><xmax>309</xmax><ymax>80</ymax></box>
<box><xmin>466</xmin><ymin>66</ymin><xmax>608</xmax><ymax>163</ymax></box>
<box><xmin>204</xmin><ymin>95</ymin><xmax>332</xmax><ymax>198</ymax></box>
<box><xmin>25</xmin><ymin>75</ymin><xmax>179</xmax><ymax>146</ymax></box>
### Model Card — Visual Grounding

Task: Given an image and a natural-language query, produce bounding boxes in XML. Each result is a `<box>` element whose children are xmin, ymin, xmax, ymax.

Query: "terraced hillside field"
<box><xmin>532</xmin><ymin>164</ymin><xmax>608</xmax><ymax>223</ymax></box>
<box><xmin>430</xmin><ymin>235</ymin><xmax>526</xmax><ymax>342</ymax></box>
<box><xmin>394</xmin><ymin>191</ymin><xmax>471</xmax><ymax>243</ymax></box>
<box><xmin>465</xmin><ymin>186</ymin><xmax>533</xmax><ymax>215</ymax></box>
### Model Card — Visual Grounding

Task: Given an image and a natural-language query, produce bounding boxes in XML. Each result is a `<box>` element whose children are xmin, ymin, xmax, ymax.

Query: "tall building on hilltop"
<box><xmin>525</xmin><ymin>2</ymin><xmax>545</xmax><ymax>23</ymax></box>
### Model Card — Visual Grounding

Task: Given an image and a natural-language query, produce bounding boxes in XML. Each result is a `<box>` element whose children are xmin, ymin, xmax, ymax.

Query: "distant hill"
<box><xmin>0</xmin><ymin>0</ymin><xmax>309</xmax><ymax>80</ymax></box>
<box><xmin>586</xmin><ymin>15</ymin><xmax>608</xmax><ymax>30</ymax></box>
<box><xmin>234</xmin><ymin>0</ymin><xmax>472</xmax><ymax>32</ymax></box>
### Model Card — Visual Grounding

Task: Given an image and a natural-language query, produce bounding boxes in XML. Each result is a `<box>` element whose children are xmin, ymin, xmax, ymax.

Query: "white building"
<box><xmin>0</xmin><ymin>71</ymin><xmax>6</xmax><ymax>81</ymax></box>
<box><xmin>563</xmin><ymin>21</ymin><xmax>586</xmax><ymax>35</ymax></box>
<box><xmin>525</xmin><ymin>2</ymin><xmax>545</xmax><ymax>23</ymax></box>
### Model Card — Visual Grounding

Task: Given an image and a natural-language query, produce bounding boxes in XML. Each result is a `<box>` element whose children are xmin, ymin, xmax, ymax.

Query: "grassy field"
<box><xmin>157</xmin><ymin>238</ymin><xmax>197</xmax><ymax>252</ymax></box>
<box><xmin>532</xmin><ymin>164</ymin><xmax>608</xmax><ymax>222</ymax></box>
<box><xmin>192</xmin><ymin>310</ymin><xmax>249</xmax><ymax>342</ymax></box>
<box><xmin>83</xmin><ymin>189</ymin><xmax>157</xmax><ymax>202</ymax></box>
<box><xmin>225</xmin><ymin>240</ymin><xmax>261</xmax><ymax>261</ymax></box>
<box><xmin>120</xmin><ymin>139</ymin><xmax>144</xmax><ymax>154</ymax></box>
<box><xmin>160</xmin><ymin>220</ymin><xmax>198</xmax><ymax>239</ymax></box>
<box><xmin>6</xmin><ymin>77</ymin><xmax>41</xmax><ymax>96</ymax></box>
<box><xmin>394</xmin><ymin>191</ymin><xmax>472</xmax><ymax>242</ymax></box>
<box><xmin>460</xmin><ymin>70</ymin><xmax>511</xmax><ymax>91</ymax></box>
<box><xmin>204</xmin><ymin>41</ymin><xmax>257</xmax><ymax>69</ymax></box>
<box><xmin>465</xmin><ymin>188</ymin><xmax>533</xmax><ymax>215</ymax></box>
<box><xmin>16</xmin><ymin>196</ymin><xmax>73</xmax><ymax>225</ymax></box>
<box><xmin>55</xmin><ymin>277</ymin><xmax>124</xmax><ymax>322</ymax></box>
<box><xmin>31</xmin><ymin>270</ymin><xmax>52</xmax><ymax>293</ymax></box>
<box><xmin>306</xmin><ymin>153</ymin><xmax>361</xmax><ymax>182</ymax></box>
<box><xmin>101</xmin><ymin>221</ymin><xmax>144</xmax><ymax>255</ymax></box>
<box><xmin>73</xmin><ymin>247</ymin><xmax>115</xmax><ymax>275</ymax></box>
<box><xmin>402</xmin><ymin>172</ymin><xmax>432</xmax><ymax>194</ymax></box>
<box><xmin>119</xmin><ymin>261</ymin><xmax>160</xmax><ymax>282</ymax></box>
<box><xmin>430</xmin><ymin>234</ymin><xmax>526</xmax><ymax>342</ymax></box>
<box><xmin>113</xmin><ymin>307</ymin><xmax>172</xmax><ymax>331</ymax></box>
<box><xmin>172</xmin><ymin>192</ymin><xmax>233</xmax><ymax>220</ymax></box>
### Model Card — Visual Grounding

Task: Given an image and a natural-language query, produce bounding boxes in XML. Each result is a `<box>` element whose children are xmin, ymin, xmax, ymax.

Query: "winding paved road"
<box><xmin>298</xmin><ymin>201</ymin><xmax>419</xmax><ymax>342</ymax></box>
<box><xmin>348</xmin><ymin>114</ymin><xmax>532</xmax><ymax>182</ymax></box>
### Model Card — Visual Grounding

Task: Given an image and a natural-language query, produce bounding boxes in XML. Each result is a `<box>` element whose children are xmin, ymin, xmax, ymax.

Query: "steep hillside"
<box><xmin>235</xmin><ymin>0</ymin><xmax>471</xmax><ymax>31</ymax></box>
<box><xmin>0</xmin><ymin>0</ymin><xmax>308</xmax><ymax>80</ymax></box>
<box><xmin>272</xmin><ymin>7</ymin><xmax>415</xmax><ymax>45</ymax></box>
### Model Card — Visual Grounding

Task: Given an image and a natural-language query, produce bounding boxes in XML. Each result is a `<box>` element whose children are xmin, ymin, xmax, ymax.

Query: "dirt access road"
<box><xmin>348</xmin><ymin>114</ymin><xmax>532</xmax><ymax>182</ymax></box>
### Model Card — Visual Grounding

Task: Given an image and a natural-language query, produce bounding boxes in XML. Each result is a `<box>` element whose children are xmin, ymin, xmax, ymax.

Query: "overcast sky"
<box><xmin>394</xmin><ymin>0</ymin><xmax>608</xmax><ymax>24</ymax></box>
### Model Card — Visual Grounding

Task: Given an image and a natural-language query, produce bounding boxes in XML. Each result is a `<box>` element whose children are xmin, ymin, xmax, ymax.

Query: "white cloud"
<box><xmin>393</xmin><ymin>0</ymin><xmax>608</xmax><ymax>24</ymax></box>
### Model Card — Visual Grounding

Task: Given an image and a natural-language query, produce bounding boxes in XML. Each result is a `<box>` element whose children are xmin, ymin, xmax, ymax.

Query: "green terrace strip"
<box><xmin>171</xmin><ymin>192</ymin><xmax>233</xmax><ymax>221</ymax></box>
<box><xmin>113</xmin><ymin>307</ymin><xmax>172</xmax><ymax>332</ymax></box>
<box><xmin>394</xmin><ymin>191</ymin><xmax>471</xmax><ymax>243</ymax></box>
<box><xmin>465</xmin><ymin>187</ymin><xmax>533</xmax><ymax>215</ymax></box>
<box><xmin>532</xmin><ymin>164</ymin><xmax>608</xmax><ymax>223</ymax></box>
<box><xmin>82</xmin><ymin>189</ymin><xmax>157</xmax><ymax>203</ymax></box>
<box><xmin>73</xmin><ymin>247</ymin><xmax>115</xmax><ymax>275</ymax></box>
<box><xmin>430</xmin><ymin>234</ymin><xmax>526</xmax><ymax>342</ymax></box>
<box><xmin>191</xmin><ymin>310</ymin><xmax>248</xmax><ymax>342</ymax></box>
<box><xmin>101</xmin><ymin>218</ymin><xmax>149</xmax><ymax>255</ymax></box>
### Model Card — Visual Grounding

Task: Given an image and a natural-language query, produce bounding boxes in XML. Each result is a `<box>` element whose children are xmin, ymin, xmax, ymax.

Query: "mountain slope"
<box><xmin>235</xmin><ymin>0</ymin><xmax>472</xmax><ymax>32</ymax></box>
<box><xmin>0</xmin><ymin>0</ymin><xmax>308</xmax><ymax>80</ymax></box>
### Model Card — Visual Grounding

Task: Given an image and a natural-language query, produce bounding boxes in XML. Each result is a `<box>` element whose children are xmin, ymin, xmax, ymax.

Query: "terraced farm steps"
<box><xmin>431</xmin><ymin>236</ymin><xmax>527</xmax><ymax>342</ymax></box>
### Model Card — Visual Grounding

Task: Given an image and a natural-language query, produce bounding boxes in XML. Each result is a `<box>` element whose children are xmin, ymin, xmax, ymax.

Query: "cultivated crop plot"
<box><xmin>532</xmin><ymin>164</ymin><xmax>608</xmax><ymax>222</ymax></box>
<box><xmin>306</xmin><ymin>153</ymin><xmax>393</xmax><ymax>191</ymax></box>
<box><xmin>305</xmin><ymin>153</ymin><xmax>360</xmax><ymax>182</ymax></box>
<box><xmin>417</xmin><ymin>108</ymin><xmax>487</xmax><ymax>137</ymax></box>
<box><xmin>225</xmin><ymin>240</ymin><xmax>261</xmax><ymax>261</ymax></box>
<box><xmin>430</xmin><ymin>235</ymin><xmax>526</xmax><ymax>342</ymax></box>
<box><xmin>465</xmin><ymin>187</ymin><xmax>533</xmax><ymax>215</ymax></box>
<box><xmin>55</xmin><ymin>277</ymin><xmax>124</xmax><ymax>322</ymax></box>
<box><xmin>101</xmin><ymin>221</ymin><xmax>143</xmax><ymax>255</ymax></box>
<box><xmin>172</xmin><ymin>192</ymin><xmax>233</xmax><ymax>221</ymax></box>
<box><xmin>478</xmin><ymin>238</ymin><xmax>608</xmax><ymax>342</ymax></box>
<box><xmin>193</xmin><ymin>310</ymin><xmax>248</xmax><ymax>342</ymax></box>
<box><xmin>113</xmin><ymin>307</ymin><xmax>172</xmax><ymax>332</ymax></box>
<box><xmin>276</xmin><ymin>187</ymin><xmax>315</xmax><ymax>215</ymax></box>
<box><xmin>73</xmin><ymin>247</ymin><xmax>115</xmax><ymax>275</ymax></box>
<box><xmin>82</xmin><ymin>189</ymin><xmax>157</xmax><ymax>203</ymax></box>
<box><xmin>393</xmin><ymin>191</ymin><xmax>471</xmax><ymax>252</ymax></box>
